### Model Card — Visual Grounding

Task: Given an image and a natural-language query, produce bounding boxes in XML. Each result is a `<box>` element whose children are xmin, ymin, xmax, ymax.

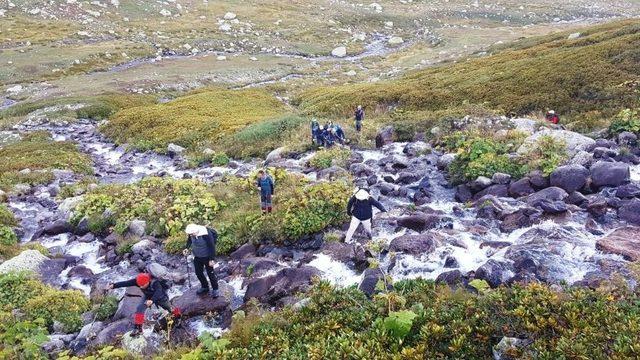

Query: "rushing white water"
<box><xmin>631</xmin><ymin>164</ymin><xmax>640</xmax><ymax>182</ymax></box>
<box><xmin>66</xmin><ymin>241</ymin><xmax>108</xmax><ymax>274</ymax></box>
<box><xmin>308</xmin><ymin>254</ymin><xmax>362</xmax><ymax>287</ymax></box>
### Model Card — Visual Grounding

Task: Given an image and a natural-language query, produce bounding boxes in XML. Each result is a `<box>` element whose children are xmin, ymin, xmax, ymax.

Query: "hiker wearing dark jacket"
<box><xmin>311</xmin><ymin>119</ymin><xmax>320</xmax><ymax>144</ymax></box>
<box><xmin>257</xmin><ymin>170</ymin><xmax>275</xmax><ymax>214</ymax></box>
<box><xmin>334</xmin><ymin>124</ymin><xmax>346</xmax><ymax>144</ymax></box>
<box><xmin>184</xmin><ymin>224</ymin><xmax>219</xmax><ymax>297</ymax></box>
<box><xmin>345</xmin><ymin>188</ymin><xmax>387</xmax><ymax>243</ymax></box>
<box><xmin>354</xmin><ymin>105</ymin><xmax>365</xmax><ymax>132</ymax></box>
<box><xmin>107</xmin><ymin>273</ymin><xmax>181</xmax><ymax>336</ymax></box>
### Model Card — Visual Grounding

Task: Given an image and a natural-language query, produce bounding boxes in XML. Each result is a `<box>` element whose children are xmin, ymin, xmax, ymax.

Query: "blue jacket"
<box><xmin>186</xmin><ymin>228</ymin><xmax>217</xmax><ymax>259</ymax></box>
<box><xmin>257</xmin><ymin>176</ymin><xmax>275</xmax><ymax>195</ymax></box>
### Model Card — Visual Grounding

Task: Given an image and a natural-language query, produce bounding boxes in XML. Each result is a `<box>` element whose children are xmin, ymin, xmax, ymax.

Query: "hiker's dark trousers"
<box><xmin>194</xmin><ymin>256</ymin><xmax>218</xmax><ymax>290</ymax></box>
<box><xmin>134</xmin><ymin>297</ymin><xmax>173</xmax><ymax>325</ymax></box>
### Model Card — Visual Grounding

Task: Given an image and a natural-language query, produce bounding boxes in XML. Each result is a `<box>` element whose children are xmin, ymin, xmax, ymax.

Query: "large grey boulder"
<box><xmin>590</xmin><ymin>161</ymin><xmax>630</xmax><ymax>188</ymax></box>
<box><xmin>244</xmin><ymin>266</ymin><xmax>320</xmax><ymax>305</ymax></box>
<box><xmin>526</xmin><ymin>187</ymin><xmax>568</xmax><ymax>206</ymax></box>
<box><xmin>549</xmin><ymin>164</ymin><xmax>589</xmax><ymax>193</ymax></box>
<box><xmin>618</xmin><ymin>199</ymin><xmax>640</xmax><ymax>225</ymax></box>
<box><xmin>375</xmin><ymin>126</ymin><xmax>394</xmax><ymax>148</ymax></box>
<box><xmin>171</xmin><ymin>288</ymin><xmax>231</xmax><ymax>322</ymax></box>
<box><xmin>113</xmin><ymin>287</ymin><xmax>144</xmax><ymax>321</ymax></box>
<box><xmin>596</xmin><ymin>227</ymin><xmax>640</xmax><ymax>261</ymax></box>
<box><xmin>517</xmin><ymin>129</ymin><xmax>595</xmax><ymax>157</ymax></box>
<box><xmin>91</xmin><ymin>319</ymin><xmax>133</xmax><ymax>348</ymax></box>
<box><xmin>389</xmin><ymin>233</ymin><xmax>440</xmax><ymax>256</ymax></box>
<box><xmin>0</xmin><ymin>250</ymin><xmax>49</xmax><ymax>274</ymax></box>
<box><xmin>147</xmin><ymin>262</ymin><xmax>186</xmax><ymax>284</ymax></box>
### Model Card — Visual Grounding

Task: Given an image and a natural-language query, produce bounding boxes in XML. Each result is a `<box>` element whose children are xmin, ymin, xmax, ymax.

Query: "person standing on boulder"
<box><xmin>257</xmin><ymin>169</ymin><xmax>275</xmax><ymax>214</ymax></box>
<box><xmin>106</xmin><ymin>273</ymin><xmax>181</xmax><ymax>336</ymax></box>
<box><xmin>345</xmin><ymin>188</ymin><xmax>387</xmax><ymax>243</ymax></box>
<box><xmin>546</xmin><ymin>110</ymin><xmax>559</xmax><ymax>125</ymax></box>
<box><xmin>183</xmin><ymin>224</ymin><xmax>220</xmax><ymax>297</ymax></box>
<box><xmin>355</xmin><ymin>105</ymin><xmax>365</xmax><ymax>132</ymax></box>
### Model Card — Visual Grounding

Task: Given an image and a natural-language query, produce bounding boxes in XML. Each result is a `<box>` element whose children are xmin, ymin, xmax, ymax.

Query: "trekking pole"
<box><xmin>184</xmin><ymin>254</ymin><xmax>192</xmax><ymax>288</ymax></box>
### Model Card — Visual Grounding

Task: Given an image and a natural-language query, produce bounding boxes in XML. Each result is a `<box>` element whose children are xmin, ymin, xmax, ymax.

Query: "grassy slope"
<box><xmin>102</xmin><ymin>88</ymin><xmax>289</xmax><ymax>151</ymax></box>
<box><xmin>0</xmin><ymin>132</ymin><xmax>93</xmax><ymax>191</ymax></box>
<box><xmin>296</xmin><ymin>20</ymin><xmax>640</xmax><ymax>122</ymax></box>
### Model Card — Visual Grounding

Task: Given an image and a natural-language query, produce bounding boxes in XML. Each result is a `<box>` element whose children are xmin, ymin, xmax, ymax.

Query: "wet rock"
<box><xmin>528</xmin><ymin>170</ymin><xmax>549</xmax><ymax>190</ymax></box>
<box><xmin>444</xmin><ymin>256</ymin><xmax>459</xmax><ymax>268</ymax></box>
<box><xmin>473</xmin><ymin>184</ymin><xmax>508</xmax><ymax>200</ymax></box>
<box><xmin>229</xmin><ymin>243</ymin><xmax>256</xmax><ymax>260</ymax></box>
<box><xmin>121</xmin><ymin>331</ymin><xmax>163</xmax><ymax>358</ymax></box>
<box><xmin>349</xmin><ymin>163</ymin><xmax>375</xmax><ymax>177</ymax></box>
<box><xmin>320</xmin><ymin>242</ymin><xmax>369</xmax><ymax>272</ymax></box>
<box><xmin>586</xmin><ymin>197</ymin><xmax>608</xmax><ymax>217</ymax></box>
<box><xmin>0</xmin><ymin>250</ymin><xmax>49</xmax><ymax>274</ymax></box>
<box><xmin>493</xmin><ymin>337</ymin><xmax>531</xmax><ymax>360</ymax></box>
<box><xmin>590</xmin><ymin>161</ymin><xmax>630</xmax><ymax>188</ymax></box>
<box><xmin>491</xmin><ymin>173</ymin><xmax>511</xmax><ymax>185</ymax></box>
<box><xmin>265</xmin><ymin>146</ymin><xmax>286</xmax><ymax>164</ymax></box>
<box><xmin>147</xmin><ymin>262</ymin><xmax>186</xmax><ymax>284</ymax></box>
<box><xmin>475</xmin><ymin>260</ymin><xmax>514</xmax><ymax>288</ymax></box>
<box><xmin>78</xmin><ymin>233</ymin><xmax>95</xmax><ymax>243</ymax></box>
<box><xmin>508</xmin><ymin>177</ymin><xmax>535</xmax><ymax>198</ymax></box>
<box><xmin>317</xmin><ymin>166</ymin><xmax>348</xmax><ymax>180</ymax></box>
<box><xmin>78</xmin><ymin>321</ymin><xmax>105</xmax><ymax>341</ymax></box>
<box><xmin>244</xmin><ymin>266</ymin><xmax>320</xmax><ymax>305</ymax></box>
<box><xmin>596</xmin><ymin>227</ymin><xmax>640</xmax><ymax>261</ymax></box>
<box><xmin>367</xmin><ymin>175</ymin><xmax>378</xmax><ymax>186</ymax></box>
<box><xmin>91</xmin><ymin>319</ymin><xmax>133</xmax><ymax>348</ymax></box>
<box><xmin>113</xmin><ymin>287</ymin><xmax>144</xmax><ymax>321</ymax></box>
<box><xmin>68</xmin><ymin>265</ymin><xmax>94</xmax><ymax>281</ymax></box>
<box><xmin>240</xmin><ymin>257</ymin><xmax>283</xmax><ymax>277</ymax></box>
<box><xmin>167</xmin><ymin>143</ymin><xmax>185</xmax><ymax>157</ymax></box>
<box><xmin>593</xmin><ymin>147</ymin><xmax>618</xmax><ymax>159</ymax></box>
<box><xmin>538</xmin><ymin>200</ymin><xmax>567</xmax><ymax>214</ymax></box>
<box><xmin>171</xmin><ymin>288</ymin><xmax>231</xmax><ymax>325</ymax></box>
<box><xmin>397</xmin><ymin>212</ymin><xmax>450</xmax><ymax>232</ymax></box>
<box><xmin>454</xmin><ymin>184</ymin><xmax>473</xmax><ymax>202</ymax></box>
<box><xmin>480</xmin><ymin>241</ymin><xmax>511</xmax><ymax>250</ymax></box>
<box><xmin>436</xmin><ymin>153</ymin><xmax>456</xmax><ymax>170</ymax></box>
<box><xmin>616</xmin><ymin>183</ymin><xmax>640</xmax><ymax>198</ymax></box>
<box><xmin>618</xmin><ymin>199</ymin><xmax>640</xmax><ymax>225</ymax></box>
<box><xmin>39</xmin><ymin>258</ymin><xmax>69</xmax><ymax>285</ymax></box>
<box><xmin>44</xmin><ymin>220</ymin><xmax>72</xmax><ymax>236</ymax></box>
<box><xmin>571</xmin><ymin>150</ymin><xmax>594</xmax><ymax>168</ymax></box>
<box><xmin>42</xmin><ymin>337</ymin><xmax>65</xmax><ymax>355</ymax></box>
<box><xmin>518</xmin><ymin>129</ymin><xmax>595</xmax><ymax>157</ymax></box>
<box><xmin>469</xmin><ymin>176</ymin><xmax>492</xmax><ymax>193</ymax></box>
<box><xmin>358</xmin><ymin>268</ymin><xmax>387</xmax><ymax>297</ymax></box>
<box><xmin>378</xmin><ymin>182</ymin><xmax>395</xmax><ymax>196</ymax></box>
<box><xmin>375</xmin><ymin>126</ymin><xmax>394</xmax><ymax>148</ymax></box>
<box><xmin>396</xmin><ymin>171</ymin><xmax>420</xmax><ymax>185</ymax></box>
<box><xmin>436</xmin><ymin>270</ymin><xmax>465</xmax><ymax>287</ymax></box>
<box><xmin>378</xmin><ymin>155</ymin><xmax>408</xmax><ymax>170</ymax></box>
<box><xmin>550</xmin><ymin>164</ymin><xmax>589</xmax><ymax>193</ymax></box>
<box><xmin>526</xmin><ymin>187</ymin><xmax>568</xmax><ymax>206</ymax></box>
<box><xmin>403</xmin><ymin>142</ymin><xmax>429</xmax><ymax>157</ymax></box>
<box><xmin>103</xmin><ymin>232</ymin><xmax>119</xmax><ymax>245</ymax></box>
<box><xmin>389</xmin><ymin>233</ymin><xmax>440</xmax><ymax>256</ymax></box>
<box><xmin>566</xmin><ymin>191</ymin><xmax>588</xmax><ymax>206</ymax></box>
<box><xmin>128</xmin><ymin>220</ymin><xmax>147</xmax><ymax>237</ymax></box>
<box><xmin>131</xmin><ymin>239</ymin><xmax>155</xmax><ymax>255</ymax></box>
<box><xmin>618</xmin><ymin>131</ymin><xmax>637</xmax><ymax>146</ymax></box>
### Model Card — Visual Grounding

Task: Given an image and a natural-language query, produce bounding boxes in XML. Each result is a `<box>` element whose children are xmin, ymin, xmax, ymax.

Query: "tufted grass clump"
<box><xmin>309</xmin><ymin>147</ymin><xmax>352</xmax><ymax>170</ymax></box>
<box><xmin>0</xmin><ymin>132</ymin><xmax>93</xmax><ymax>192</ymax></box>
<box><xmin>102</xmin><ymin>88</ymin><xmax>289</xmax><ymax>153</ymax></box>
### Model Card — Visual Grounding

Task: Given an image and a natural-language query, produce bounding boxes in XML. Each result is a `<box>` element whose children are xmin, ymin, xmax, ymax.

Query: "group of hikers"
<box><xmin>310</xmin><ymin>105</ymin><xmax>366</xmax><ymax>147</ymax></box>
<box><xmin>106</xmin><ymin>104</ymin><xmax>564</xmax><ymax>337</ymax></box>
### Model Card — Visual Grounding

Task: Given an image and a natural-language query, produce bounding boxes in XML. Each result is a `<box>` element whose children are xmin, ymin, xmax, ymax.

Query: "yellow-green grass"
<box><xmin>0</xmin><ymin>16</ymin><xmax>79</xmax><ymax>46</ymax></box>
<box><xmin>102</xmin><ymin>88</ymin><xmax>290</xmax><ymax>151</ymax></box>
<box><xmin>296</xmin><ymin>20</ymin><xmax>640</xmax><ymax>125</ymax></box>
<box><xmin>0</xmin><ymin>132</ymin><xmax>93</xmax><ymax>192</ymax></box>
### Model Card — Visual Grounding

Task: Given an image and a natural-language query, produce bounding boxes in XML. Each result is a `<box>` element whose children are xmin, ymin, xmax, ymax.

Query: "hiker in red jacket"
<box><xmin>546</xmin><ymin>110</ymin><xmax>559</xmax><ymax>125</ymax></box>
<box><xmin>106</xmin><ymin>273</ymin><xmax>181</xmax><ymax>336</ymax></box>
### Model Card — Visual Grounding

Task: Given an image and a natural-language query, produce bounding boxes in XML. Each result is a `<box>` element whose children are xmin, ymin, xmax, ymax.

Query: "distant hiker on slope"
<box><xmin>183</xmin><ymin>224</ymin><xmax>220</xmax><ymax>297</ymax></box>
<box><xmin>257</xmin><ymin>169</ymin><xmax>275</xmax><ymax>214</ymax></box>
<box><xmin>311</xmin><ymin>118</ymin><xmax>320</xmax><ymax>145</ymax></box>
<box><xmin>355</xmin><ymin>105</ymin><xmax>365</xmax><ymax>132</ymax></box>
<box><xmin>106</xmin><ymin>273</ymin><xmax>182</xmax><ymax>336</ymax></box>
<box><xmin>333</xmin><ymin>124</ymin><xmax>347</xmax><ymax>145</ymax></box>
<box><xmin>546</xmin><ymin>110</ymin><xmax>559</xmax><ymax>125</ymax></box>
<box><xmin>345</xmin><ymin>188</ymin><xmax>387</xmax><ymax>243</ymax></box>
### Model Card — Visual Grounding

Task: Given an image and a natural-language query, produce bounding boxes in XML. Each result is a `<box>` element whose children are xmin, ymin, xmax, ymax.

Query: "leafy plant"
<box><xmin>93</xmin><ymin>295</ymin><xmax>119</xmax><ymax>321</ymax></box>
<box><xmin>383</xmin><ymin>310</ymin><xmax>418</xmax><ymax>340</ymax></box>
<box><xmin>609</xmin><ymin>108</ymin><xmax>640</xmax><ymax>135</ymax></box>
<box><xmin>0</xmin><ymin>311</ymin><xmax>48</xmax><ymax>360</ymax></box>
<box><xmin>25</xmin><ymin>288</ymin><xmax>90</xmax><ymax>332</ymax></box>
<box><xmin>309</xmin><ymin>147</ymin><xmax>351</xmax><ymax>170</ymax></box>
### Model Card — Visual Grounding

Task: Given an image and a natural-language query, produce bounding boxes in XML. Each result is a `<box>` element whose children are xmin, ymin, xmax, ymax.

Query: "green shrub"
<box><xmin>609</xmin><ymin>108</ymin><xmax>640</xmax><ymax>135</ymax></box>
<box><xmin>0</xmin><ymin>205</ymin><xmax>16</xmax><ymax>226</ymax></box>
<box><xmin>164</xmin><ymin>234</ymin><xmax>186</xmax><ymax>255</ymax></box>
<box><xmin>25</xmin><ymin>288</ymin><xmax>90</xmax><ymax>332</ymax></box>
<box><xmin>523</xmin><ymin>135</ymin><xmax>568</xmax><ymax>176</ymax></box>
<box><xmin>0</xmin><ymin>272</ymin><xmax>46</xmax><ymax>310</ymax></box>
<box><xmin>0</xmin><ymin>311</ymin><xmax>48</xmax><ymax>360</ymax></box>
<box><xmin>309</xmin><ymin>147</ymin><xmax>351</xmax><ymax>170</ymax></box>
<box><xmin>0</xmin><ymin>225</ymin><xmax>19</xmax><ymax>258</ymax></box>
<box><xmin>20</xmin><ymin>243</ymin><xmax>50</xmax><ymax>257</ymax></box>
<box><xmin>93</xmin><ymin>295</ymin><xmax>119</xmax><ymax>322</ymax></box>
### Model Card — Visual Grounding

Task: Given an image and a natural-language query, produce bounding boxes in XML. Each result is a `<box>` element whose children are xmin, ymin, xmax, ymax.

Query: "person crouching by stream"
<box><xmin>183</xmin><ymin>224</ymin><xmax>220</xmax><ymax>297</ymax></box>
<box><xmin>106</xmin><ymin>273</ymin><xmax>181</xmax><ymax>336</ymax></box>
<box><xmin>345</xmin><ymin>188</ymin><xmax>387</xmax><ymax>243</ymax></box>
<box><xmin>257</xmin><ymin>169</ymin><xmax>275</xmax><ymax>215</ymax></box>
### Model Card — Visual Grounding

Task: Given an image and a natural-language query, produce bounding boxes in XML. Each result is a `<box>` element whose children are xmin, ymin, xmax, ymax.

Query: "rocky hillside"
<box><xmin>0</xmin><ymin>4</ymin><xmax>640</xmax><ymax>360</ymax></box>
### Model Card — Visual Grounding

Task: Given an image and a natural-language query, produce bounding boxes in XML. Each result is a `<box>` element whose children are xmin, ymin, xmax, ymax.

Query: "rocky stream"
<box><xmin>1</xmin><ymin>116</ymin><xmax>640</xmax><ymax>356</ymax></box>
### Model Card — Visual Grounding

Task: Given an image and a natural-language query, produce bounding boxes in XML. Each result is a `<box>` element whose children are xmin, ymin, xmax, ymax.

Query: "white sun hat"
<box><xmin>185</xmin><ymin>224</ymin><xmax>208</xmax><ymax>236</ymax></box>
<box><xmin>354</xmin><ymin>188</ymin><xmax>370</xmax><ymax>200</ymax></box>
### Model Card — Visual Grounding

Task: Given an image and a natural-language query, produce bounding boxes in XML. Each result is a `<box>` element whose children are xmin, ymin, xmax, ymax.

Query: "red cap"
<box><xmin>136</xmin><ymin>273</ymin><xmax>151</xmax><ymax>287</ymax></box>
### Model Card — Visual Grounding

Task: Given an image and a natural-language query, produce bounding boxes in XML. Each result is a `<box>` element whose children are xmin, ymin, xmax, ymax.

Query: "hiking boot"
<box><xmin>196</xmin><ymin>287</ymin><xmax>210</xmax><ymax>295</ymax></box>
<box><xmin>130</xmin><ymin>326</ymin><xmax>143</xmax><ymax>337</ymax></box>
<box><xmin>210</xmin><ymin>289</ymin><xmax>220</xmax><ymax>298</ymax></box>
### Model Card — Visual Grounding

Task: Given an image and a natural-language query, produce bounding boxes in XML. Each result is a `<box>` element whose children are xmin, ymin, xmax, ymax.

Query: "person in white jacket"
<box><xmin>345</xmin><ymin>188</ymin><xmax>387</xmax><ymax>243</ymax></box>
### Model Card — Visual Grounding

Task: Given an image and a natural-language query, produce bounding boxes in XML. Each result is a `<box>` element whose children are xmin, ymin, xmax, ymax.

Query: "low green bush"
<box><xmin>0</xmin><ymin>205</ymin><xmax>16</xmax><ymax>226</ymax></box>
<box><xmin>609</xmin><ymin>108</ymin><xmax>640</xmax><ymax>135</ymax></box>
<box><xmin>309</xmin><ymin>147</ymin><xmax>351</xmax><ymax>170</ymax></box>
<box><xmin>0</xmin><ymin>272</ymin><xmax>46</xmax><ymax>310</ymax></box>
<box><xmin>164</xmin><ymin>234</ymin><xmax>186</xmax><ymax>255</ymax></box>
<box><xmin>93</xmin><ymin>295</ymin><xmax>119</xmax><ymax>322</ymax></box>
<box><xmin>180</xmin><ymin>279</ymin><xmax>640</xmax><ymax>359</ymax></box>
<box><xmin>25</xmin><ymin>288</ymin><xmax>90</xmax><ymax>333</ymax></box>
<box><xmin>0</xmin><ymin>225</ymin><xmax>19</xmax><ymax>259</ymax></box>
<box><xmin>0</xmin><ymin>311</ymin><xmax>48</xmax><ymax>360</ymax></box>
